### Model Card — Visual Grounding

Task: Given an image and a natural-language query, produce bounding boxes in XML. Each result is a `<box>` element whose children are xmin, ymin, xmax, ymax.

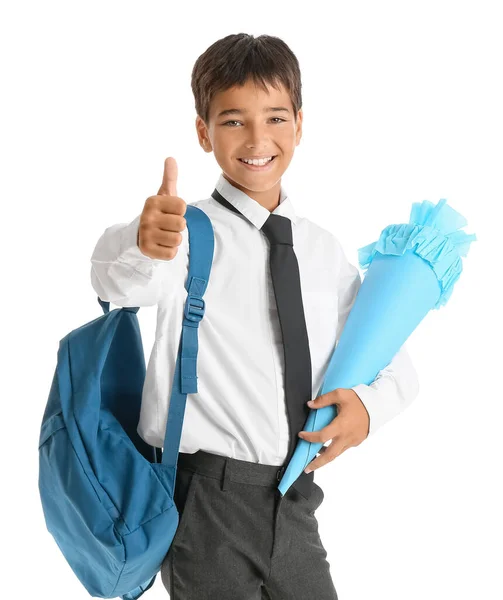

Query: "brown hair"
<box><xmin>191</xmin><ymin>33</ymin><xmax>302</xmax><ymax>125</ymax></box>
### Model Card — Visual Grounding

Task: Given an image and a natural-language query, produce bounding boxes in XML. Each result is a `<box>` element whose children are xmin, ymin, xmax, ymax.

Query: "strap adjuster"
<box><xmin>184</xmin><ymin>294</ymin><xmax>205</xmax><ymax>324</ymax></box>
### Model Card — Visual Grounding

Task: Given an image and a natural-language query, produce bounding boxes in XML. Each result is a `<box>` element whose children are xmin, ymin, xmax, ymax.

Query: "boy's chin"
<box><xmin>224</xmin><ymin>171</ymin><xmax>280</xmax><ymax>193</ymax></box>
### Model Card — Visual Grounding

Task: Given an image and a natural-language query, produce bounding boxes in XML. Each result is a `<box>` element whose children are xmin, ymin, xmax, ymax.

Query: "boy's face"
<box><xmin>195</xmin><ymin>78</ymin><xmax>302</xmax><ymax>208</ymax></box>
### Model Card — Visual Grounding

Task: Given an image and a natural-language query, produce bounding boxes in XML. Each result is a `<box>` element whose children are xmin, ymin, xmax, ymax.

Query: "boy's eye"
<box><xmin>222</xmin><ymin>118</ymin><xmax>286</xmax><ymax>127</ymax></box>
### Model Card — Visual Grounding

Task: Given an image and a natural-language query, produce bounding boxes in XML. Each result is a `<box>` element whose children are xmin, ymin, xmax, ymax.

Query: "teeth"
<box><xmin>240</xmin><ymin>156</ymin><xmax>274</xmax><ymax>166</ymax></box>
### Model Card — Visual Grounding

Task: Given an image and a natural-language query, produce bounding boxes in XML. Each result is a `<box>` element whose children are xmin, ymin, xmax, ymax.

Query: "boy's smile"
<box><xmin>195</xmin><ymin>78</ymin><xmax>303</xmax><ymax>212</ymax></box>
<box><xmin>237</xmin><ymin>155</ymin><xmax>278</xmax><ymax>170</ymax></box>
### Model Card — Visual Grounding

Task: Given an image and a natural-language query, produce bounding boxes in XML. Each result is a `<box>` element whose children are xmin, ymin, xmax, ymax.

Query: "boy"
<box><xmin>90</xmin><ymin>33</ymin><xmax>420</xmax><ymax>600</ymax></box>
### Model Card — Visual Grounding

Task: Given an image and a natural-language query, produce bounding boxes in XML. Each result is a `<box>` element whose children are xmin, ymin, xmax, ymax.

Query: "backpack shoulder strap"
<box><xmin>161</xmin><ymin>204</ymin><xmax>214</xmax><ymax>468</ymax></box>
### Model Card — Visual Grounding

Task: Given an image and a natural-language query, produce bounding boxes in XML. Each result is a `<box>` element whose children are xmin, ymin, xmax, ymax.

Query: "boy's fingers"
<box><xmin>158</xmin><ymin>157</ymin><xmax>178</xmax><ymax>197</ymax></box>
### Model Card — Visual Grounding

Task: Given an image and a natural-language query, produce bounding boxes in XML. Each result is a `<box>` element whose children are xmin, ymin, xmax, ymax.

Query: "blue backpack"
<box><xmin>38</xmin><ymin>205</ymin><xmax>214</xmax><ymax>599</ymax></box>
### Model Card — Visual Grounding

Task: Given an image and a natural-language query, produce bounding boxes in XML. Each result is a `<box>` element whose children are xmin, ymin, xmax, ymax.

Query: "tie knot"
<box><xmin>261</xmin><ymin>214</ymin><xmax>293</xmax><ymax>246</ymax></box>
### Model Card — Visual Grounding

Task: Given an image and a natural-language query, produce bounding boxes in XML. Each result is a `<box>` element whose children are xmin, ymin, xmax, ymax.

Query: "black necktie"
<box><xmin>211</xmin><ymin>188</ymin><xmax>314</xmax><ymax>499</ymax></box>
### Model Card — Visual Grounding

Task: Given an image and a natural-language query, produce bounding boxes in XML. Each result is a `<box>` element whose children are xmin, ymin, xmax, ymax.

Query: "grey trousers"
<box><xmin>160</xmin><ymin>450</ymin><xmax>338</xmax><ymax>599</ymax></box>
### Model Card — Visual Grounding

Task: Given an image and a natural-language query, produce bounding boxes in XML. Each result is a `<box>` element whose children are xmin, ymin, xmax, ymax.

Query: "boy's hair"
<box><xmin>191</xmin><ymin>33</ymin><xmax>302</xmax><ymax>125</ymax></box>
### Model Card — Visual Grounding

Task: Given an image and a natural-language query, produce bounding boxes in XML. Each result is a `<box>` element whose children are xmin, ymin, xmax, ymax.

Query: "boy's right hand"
<box><xmin>138</xmin><ymin>157</ymin><xmax>187</xmax><ymax>261</ymax></box>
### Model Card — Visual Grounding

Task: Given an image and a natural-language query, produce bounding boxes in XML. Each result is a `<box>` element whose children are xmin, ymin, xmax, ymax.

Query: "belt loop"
<box><xmin>221</xmin><ymin>458</ymin><xmax>231</xmax><ymax>492</ymax></box>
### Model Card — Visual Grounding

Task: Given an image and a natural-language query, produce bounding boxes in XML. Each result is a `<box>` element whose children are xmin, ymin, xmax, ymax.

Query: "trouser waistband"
<box><xmin>176</xmin><ymin>450</ymin><xmax>314</xmax><ymax>498</ymax></box>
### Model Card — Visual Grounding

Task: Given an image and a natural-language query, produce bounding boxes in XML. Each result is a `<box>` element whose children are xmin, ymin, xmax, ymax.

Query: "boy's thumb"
<box><xmin>158</xmin><ymin>157</ymin><xmax>178</xmax><ymax>196</ymax></box>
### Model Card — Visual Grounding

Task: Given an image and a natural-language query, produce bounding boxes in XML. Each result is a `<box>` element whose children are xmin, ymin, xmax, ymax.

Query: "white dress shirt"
<box><xmin>90</xmin><ymin>173</ymin><xmax>420</xmax><ymax>466</ymax></box>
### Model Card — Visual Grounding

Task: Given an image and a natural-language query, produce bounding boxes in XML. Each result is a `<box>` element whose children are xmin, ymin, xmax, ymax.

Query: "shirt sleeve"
<box><xmin>90</xmin><ymin>213</ymin><xmax>188</xmax><ymax>307</ymax></box>
<box><xmin>333</xmin><ymin>237</ymin><xmax>420</xmax><ymax>438</ymax></box>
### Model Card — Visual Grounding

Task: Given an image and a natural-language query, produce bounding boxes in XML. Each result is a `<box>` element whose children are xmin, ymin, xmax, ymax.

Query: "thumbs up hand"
<box><xmin>138</xmin><ymin>157</ymin><xmax>187</xmax><ymax>261</ymax></box>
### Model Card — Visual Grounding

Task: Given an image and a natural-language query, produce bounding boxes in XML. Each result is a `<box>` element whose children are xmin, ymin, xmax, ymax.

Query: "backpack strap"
<box><xmin>95</xmin><ymin>206</ymin><xmax>214</xmax><ymax>471</ymax></box>
<box><xmin>160</xmin><ymin>205</ymin><xmax>214</xmax><ymax>468</ymax></box>
<box><xmin>145</xmin><ymin>204</ymin><xmax>212</xmax><ymax>597</ymax></box>
<box><xmin>177</xmin><ymin>205</ymin><xmax>214</xmax><ymax>394</ymax></box>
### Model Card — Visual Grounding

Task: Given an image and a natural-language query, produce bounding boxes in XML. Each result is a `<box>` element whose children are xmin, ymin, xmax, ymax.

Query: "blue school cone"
<box><xmin>278</xmin><ymin>199</ymin><xmax>477</xmax><ymax>496</ymax></box>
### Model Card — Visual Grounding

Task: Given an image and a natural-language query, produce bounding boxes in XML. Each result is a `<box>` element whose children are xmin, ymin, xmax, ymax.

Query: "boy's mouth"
<box><xmin>237</xmin><ymin>155</ymin><xmax>277</xmax><ymax>171</ymax></box>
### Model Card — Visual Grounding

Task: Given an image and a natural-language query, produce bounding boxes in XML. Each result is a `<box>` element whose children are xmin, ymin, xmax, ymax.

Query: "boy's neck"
<box><xmin>222</xmin><ymin>173</ymin><xmax>281</xmax><ymax>213</ymax></box>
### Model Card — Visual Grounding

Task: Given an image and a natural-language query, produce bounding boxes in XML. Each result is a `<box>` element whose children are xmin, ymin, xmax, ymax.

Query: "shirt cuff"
<box><xmin>352</xmin><ymin>383</ymin><xmax>384</xmax><ymax>437</ymax></box>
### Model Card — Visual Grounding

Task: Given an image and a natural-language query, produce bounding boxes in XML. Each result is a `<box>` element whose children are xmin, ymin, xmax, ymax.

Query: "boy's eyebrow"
<box><xmin>216</xmin><ymin>107</ymin><xmax>290</xmax><ymax>118</ymax></box>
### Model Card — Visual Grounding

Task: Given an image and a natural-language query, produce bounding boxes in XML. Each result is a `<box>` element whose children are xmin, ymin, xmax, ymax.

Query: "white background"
<box><xmin>2</xmin><ymin>1</ymin><xmax>501</xmax><ymax>599</ymax></box>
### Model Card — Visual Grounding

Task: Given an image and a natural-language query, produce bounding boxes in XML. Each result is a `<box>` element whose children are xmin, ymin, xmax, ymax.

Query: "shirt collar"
<box><xmin>213</xmin><ymin>172</ymin><xmax>297</xmax><ymax>229</ymax></box>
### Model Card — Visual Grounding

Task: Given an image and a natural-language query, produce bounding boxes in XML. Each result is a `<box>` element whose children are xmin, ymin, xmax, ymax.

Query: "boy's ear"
<box><xmin>295</xmin><ymin>109</ymin><xmax>303</xmax><ymax>146</ymax></box>
<box><xmin>195</xmin><ymin>115</ymin><xmax>212</xmax><ymax>153</ymax></box>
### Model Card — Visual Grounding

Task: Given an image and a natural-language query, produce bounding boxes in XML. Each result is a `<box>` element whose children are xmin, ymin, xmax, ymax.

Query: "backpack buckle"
<box><xmin>184</xmin><ymin>294</ymin><xmax>205</xmax><ymax>324</ymax></box>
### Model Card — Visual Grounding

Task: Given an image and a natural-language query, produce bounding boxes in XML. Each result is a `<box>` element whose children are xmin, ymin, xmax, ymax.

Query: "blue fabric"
<box><xmin>358</xmin><ymin>198</ymin><xmax>477</xmax><ymax>309</ymax></box>
<box><xmin>278</xmin><ymin>198</ymin><xmax>477</xmax><ymax>496</ymax></box>
<box><xmin>38</xmin><ymin>205</ymin><xmax>215</xmax><ymax>599</ymax></box>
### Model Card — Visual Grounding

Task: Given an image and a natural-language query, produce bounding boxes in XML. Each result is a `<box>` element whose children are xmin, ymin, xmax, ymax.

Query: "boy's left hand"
<box><xmin>298</xmin><ymin>388</ymin><xmax>370</xmax><ymax>473</ymax></box>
